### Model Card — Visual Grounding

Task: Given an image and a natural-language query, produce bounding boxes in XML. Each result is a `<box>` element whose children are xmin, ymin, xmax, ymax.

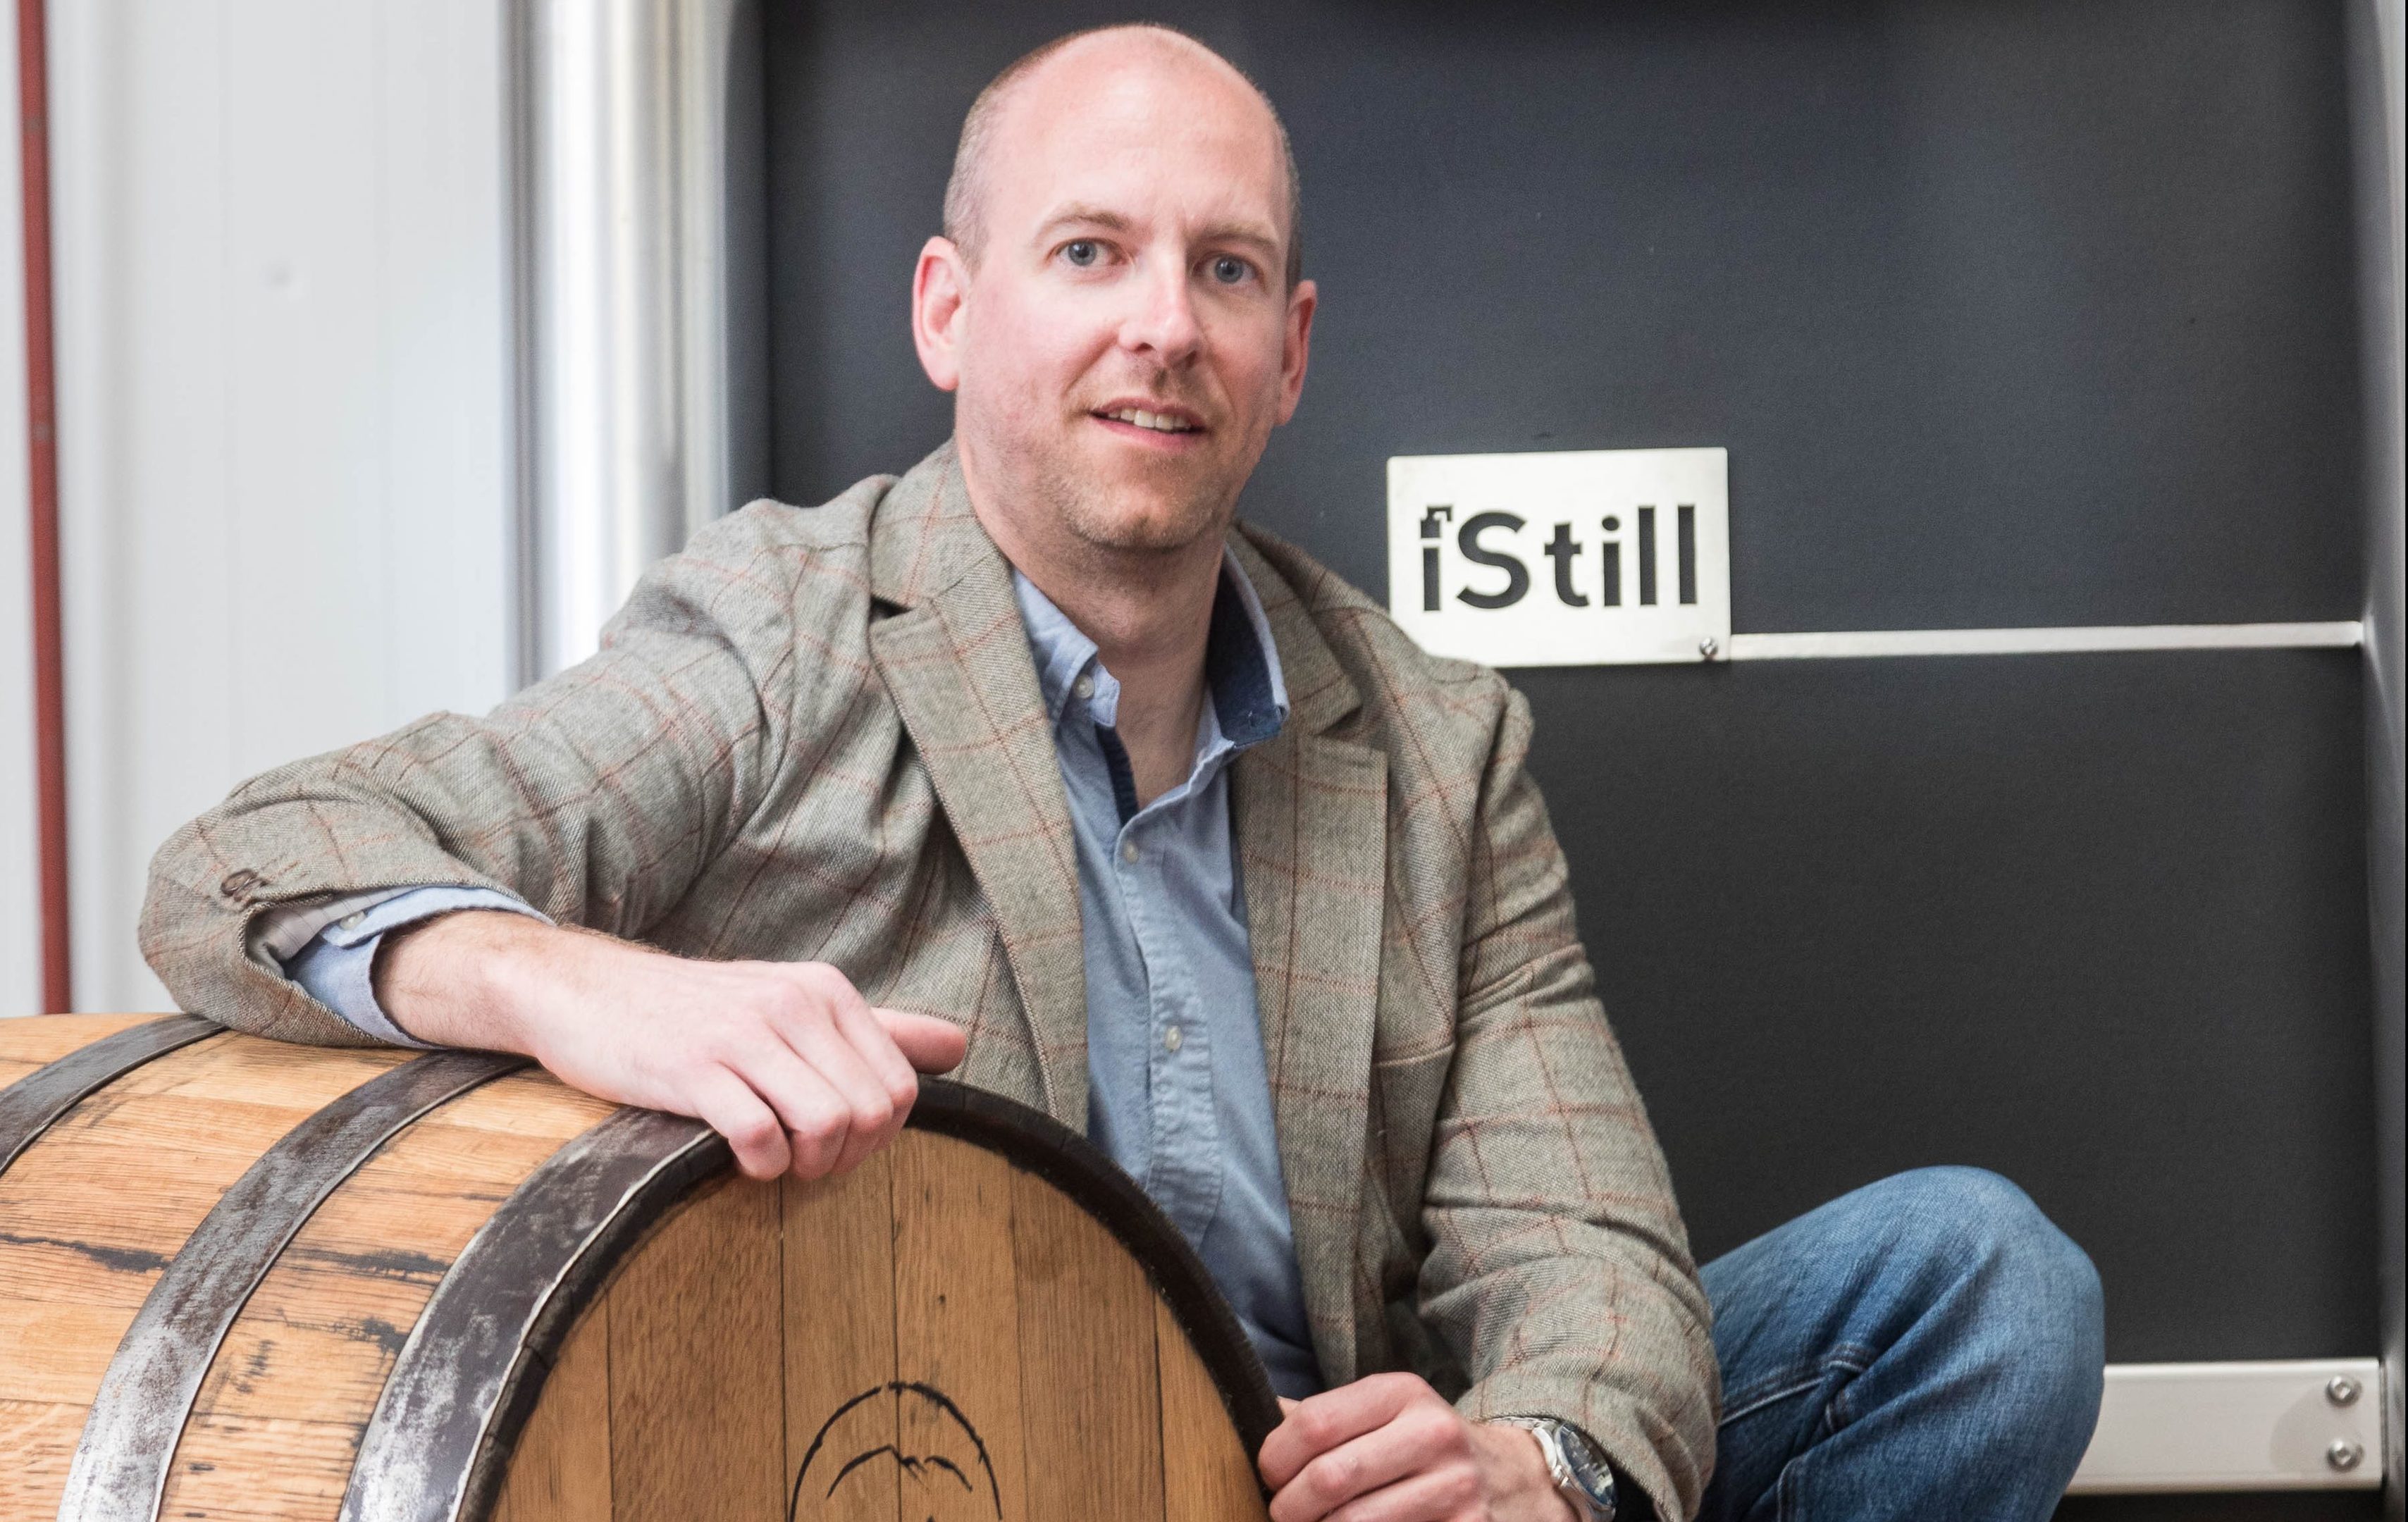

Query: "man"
<box><xmin>143</xmin><ymin>25</ymin><xmax>2104</xmax><ymax>1521</ymax></box>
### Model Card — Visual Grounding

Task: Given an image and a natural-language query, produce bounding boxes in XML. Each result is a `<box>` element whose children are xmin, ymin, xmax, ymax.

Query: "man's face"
<box><xmin>916</xmin><ymin>42</ymin><xmax>1315</xmax><ymax>560</ymax></box>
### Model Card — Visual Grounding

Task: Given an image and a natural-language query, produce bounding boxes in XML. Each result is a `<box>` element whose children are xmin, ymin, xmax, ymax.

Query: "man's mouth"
<box><xmin>1092</xmin><ymin>405</ymin><xmax>1203</xmax><ymax>435</ymax></box>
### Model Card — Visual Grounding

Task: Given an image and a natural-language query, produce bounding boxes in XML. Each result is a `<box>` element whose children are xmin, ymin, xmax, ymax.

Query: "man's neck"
<box><xmin>964</xmin><ymin>471</ymin><xmax>1225</xmax><ymax>808</ymax></box>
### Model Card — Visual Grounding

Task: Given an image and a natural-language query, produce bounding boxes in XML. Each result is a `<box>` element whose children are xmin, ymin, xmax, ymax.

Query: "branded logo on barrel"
<box><xmin>1387</xmin><ymin>447</ymin><xmax>1729</xmax><ymax>666</ymax></box>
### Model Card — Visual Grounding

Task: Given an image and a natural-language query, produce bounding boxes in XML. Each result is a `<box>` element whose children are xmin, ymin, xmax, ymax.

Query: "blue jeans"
<box><xmin>1694</xmin><ymin>1168</ymin><xmax>2105</xmax><ymax>1522</ymax></box>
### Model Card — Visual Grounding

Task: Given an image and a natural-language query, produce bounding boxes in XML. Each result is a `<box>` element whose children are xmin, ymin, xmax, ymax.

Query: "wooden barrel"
<box><xmin>0</xmin><ymin>1015</ymin><xmax>1279</xmax><ymax>1522</ymax></box>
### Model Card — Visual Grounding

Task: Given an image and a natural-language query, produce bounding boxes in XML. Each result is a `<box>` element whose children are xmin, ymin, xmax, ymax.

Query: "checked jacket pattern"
<box><xmin>141</xmin><ymin>441</ymin><xmax>1720</xmax><ymax>1517</ymax></box>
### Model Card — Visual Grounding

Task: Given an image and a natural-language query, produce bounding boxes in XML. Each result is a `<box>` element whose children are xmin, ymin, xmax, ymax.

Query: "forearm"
<box><xmin>373</xmin><ymin>908</ymin><xmax>586</xmax><ymax>1053</ymax></box>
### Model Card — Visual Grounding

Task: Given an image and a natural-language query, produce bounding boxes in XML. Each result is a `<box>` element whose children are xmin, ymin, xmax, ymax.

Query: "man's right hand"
<box><xmin>373</xmin><ymin>910</ymin><xmax>968</xmax><ymax>1181</ymax></box>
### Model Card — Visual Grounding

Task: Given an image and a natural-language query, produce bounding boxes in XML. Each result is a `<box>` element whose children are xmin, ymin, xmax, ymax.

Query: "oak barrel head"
<box><xmin>466</xmin><ymin>1080</ymin><xmax>1280</xmax><ymax>1522</ymax></box>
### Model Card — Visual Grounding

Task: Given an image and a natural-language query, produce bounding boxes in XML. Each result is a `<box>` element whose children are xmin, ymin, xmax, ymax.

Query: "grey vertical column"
<box><xmin>2349</xmin><ymin>1</ymin><xmax>2404</xmax><ymax>1514</ymax></box>
<box><xmin>508</xmin><ymin>0</ymin><xmax>767</xmax><ymax>683</ymax></box>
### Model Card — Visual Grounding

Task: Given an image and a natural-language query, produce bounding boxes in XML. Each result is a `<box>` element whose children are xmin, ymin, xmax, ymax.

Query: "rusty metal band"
<box><xmin>342</xmin><ymin>1105</ymin><xmax>728</xmax><ymax>1522</ymax></box>
<box><xmin>347</xmin><ymin>1079</ymin><xmax>1280</xmax><ymax>1522</ymax></box>
<box><xmin>57</xmin><ymin>1048</ymin><xmax>528</xmax><ymax>1522</ymax></box>
<box><xmin>0</xmin><ymin>1015</ymin><xmax>219</xmax><ymax>1180</ymax></box>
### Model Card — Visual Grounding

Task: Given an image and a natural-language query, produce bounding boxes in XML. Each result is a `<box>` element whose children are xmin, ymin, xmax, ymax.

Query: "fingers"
<box><xmin>1295</xmin><ymin>1466</ymin><xmax>1476</xmax><ymax>1522</ymax></box>
<box><xmin>729</xmin><ymin>1037</ymin><xmax>859</xmax><ymax>1178</ymax></box>
<box><xmin>747</xmin><ymin>968</ymin><xmax>963</xmax><ymax>1180</ymax></box>
<box><xmin>780</xmin><ymin>1005</ymin><xmax>903</xmax><ymax>1178</ymax></box>
<box><xmin>522</xmin><ymin>946</ymin><xmax>965</xmax><ymax>1185</ymax></box>
<box><xmin>687</xmin><ymin>1065</ymin><xmax>792</xmax><ymax>1180</ymax></box>
<box><xmin>1259</xmin><ymin>1374</ymin><xmax>1424</xmax><ymax>1490</ymax></box>
<box><xmin>1266</xmin><ymin>1418</ymin><xmax>1440</xmax><ymax>1522</ymax></box>
<box><xmin>875</xmin><ymin>1008</ymin><xmax>968</xmax><ymax>1073</ymax></box>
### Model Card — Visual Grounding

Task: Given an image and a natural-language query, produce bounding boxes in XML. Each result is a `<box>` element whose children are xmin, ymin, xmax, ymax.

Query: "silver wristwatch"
<box><xmin>1493</xmin><ymin>1416</ymin><xmax>1617</xmax><ymax>1522</ymax></box>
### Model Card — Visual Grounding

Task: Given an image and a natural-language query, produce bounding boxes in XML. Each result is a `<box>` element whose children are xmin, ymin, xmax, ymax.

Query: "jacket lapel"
<box><xmin>1230</xmin><ymin>531</ymin><xmax>1388</xmax><ymax>1387</ymax></box>
<box><xmin>867</xmin><ymin>445</ymin><xmax>1089</xmax><ymax>1127</ymax></box>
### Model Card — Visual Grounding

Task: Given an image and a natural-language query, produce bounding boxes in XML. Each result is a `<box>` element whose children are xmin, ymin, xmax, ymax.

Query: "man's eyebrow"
<box><xmin>1033</xmin><ymin>203</ymin><xmax>1283</xmax><ymax>254</ymax></box>
<box><xmin>1034</xmin><ymin>203</ymin><xmax>1138</xmax><ymax>238</ymax></box>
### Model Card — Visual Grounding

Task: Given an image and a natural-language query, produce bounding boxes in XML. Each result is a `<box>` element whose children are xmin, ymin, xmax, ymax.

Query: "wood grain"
<box><xmin>891</xmin><ymin>1132</ymin><xmax>1026</xmax><ymax>1522</ymax></box>
<box><xmin>606</xmin><ymin>1173</ymin><xmax>786</xmax><ymax>1522</ymax></box>
<box><xmin>783</xmin><ymin>1151</ymin><xmax>899</xmax><ymax>1522</ymax></box>
<box><xmin>0</xmin><ymin>1012</ymin><xmax>159</xmax><ymax>1085</ymax></box>
<box><xmin>157</xmin><ymin>1068</ymin><xmax>615</xmax><ymax>1519</ymax></box>
<box><xmin>1156</xmin><ymin>1297</ymin><xmax>1271</xmax><ymax>1522</ymax></box>
<box><xmin>493</xmin><ymin>1292</ymin><xmax>614</xmax><ymax>1522</ymax></box>
<box><xmin>0</xmin><ymin>1034</ymin><xmax>402</xmax><ymax>1517</ymax></box>
<box><xmin>1011</xmin><ymin>1165</ymin><xmax>1165</xmax><ymax>1521</ymax></box>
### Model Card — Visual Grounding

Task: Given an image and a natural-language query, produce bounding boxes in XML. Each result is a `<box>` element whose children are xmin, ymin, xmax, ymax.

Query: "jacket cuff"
<box><xmin>277</xmin><ymin>886</ymin><xmax>546</xmax><ymax>1047</ymax></box>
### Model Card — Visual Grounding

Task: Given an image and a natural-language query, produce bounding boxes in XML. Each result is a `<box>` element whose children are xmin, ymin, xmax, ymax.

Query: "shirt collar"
<box><xmin>1011</xmin><ymin>548</ymin><xmax>1290</xmax><ymax>750</ymax></box>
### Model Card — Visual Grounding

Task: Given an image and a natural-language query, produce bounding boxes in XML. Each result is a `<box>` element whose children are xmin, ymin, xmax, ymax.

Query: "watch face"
<box><xmin>1555</xmin><ymin>1426</ymin><xmax>1617</xmax><ymax>1509</ymax></box>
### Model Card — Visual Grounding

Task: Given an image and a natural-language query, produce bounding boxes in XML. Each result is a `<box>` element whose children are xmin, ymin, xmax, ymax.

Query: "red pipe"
<box><xmin>17</xmin><ymin>0</ymin><xmax>68</xmax><ymax>1012</ymax></box>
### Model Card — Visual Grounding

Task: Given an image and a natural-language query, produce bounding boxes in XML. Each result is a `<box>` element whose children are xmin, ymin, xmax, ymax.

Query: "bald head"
<box><xmin>943</xmin><ymin>25</ymin><xmax>1303</xmax><ymax>289</ymax></box>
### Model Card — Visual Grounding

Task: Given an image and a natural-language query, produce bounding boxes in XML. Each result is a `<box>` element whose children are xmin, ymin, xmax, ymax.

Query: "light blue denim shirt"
<box><xmin>279</xmin><ymin>551</ymin><xmax>1325</xmax><ymax>1398</ymax></box>
<box><xmin>1008</xmin><ymin>556</ymin><xmax>1321</xmax><ymax>1399</ymax></box>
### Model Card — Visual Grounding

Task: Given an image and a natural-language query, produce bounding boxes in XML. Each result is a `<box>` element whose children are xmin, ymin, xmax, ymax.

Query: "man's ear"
<box><xmin>1276</xmin><ymin>277</ymin><xmax>1317</xmax><ymax>426</ymax></box>
<box><xmin>913</xmin><ymin>236</ymin><xmax>970</xmax><ymax>392</ymax></box>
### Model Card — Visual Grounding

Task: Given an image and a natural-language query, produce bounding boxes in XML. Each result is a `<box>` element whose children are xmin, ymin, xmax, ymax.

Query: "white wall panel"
<box><xmin>50</xmin><ymin>0</ymin><xmax>512</xmax><ymax>1013</ymax></box>
<box><xmin>0</xmin><ymin>7</ymin><xmax>39</xmax><ymax>1017</ymax></box>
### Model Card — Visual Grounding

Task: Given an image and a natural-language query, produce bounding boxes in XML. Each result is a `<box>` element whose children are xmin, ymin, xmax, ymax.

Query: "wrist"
<box><xmin>1488</xmin><ymin>1416</ymin><xmax>1617</xmax><ymax>1522</ymax></box>
<box><xmin>1476</xmin><ymin>1419</ymin><xmax>1580</xmax><ymax>1521</ymax></box>
<box><xmin>376</xmin><ymin>909</ymin><xmax>557</xmax><ymax>1052</ymax></box>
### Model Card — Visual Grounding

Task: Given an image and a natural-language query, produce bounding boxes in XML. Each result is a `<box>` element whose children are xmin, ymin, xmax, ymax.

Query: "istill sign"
<box><xmin>1387</xmin><ymin>448</ymin><xmax>1730</xmax><ymax>667</ymax></box>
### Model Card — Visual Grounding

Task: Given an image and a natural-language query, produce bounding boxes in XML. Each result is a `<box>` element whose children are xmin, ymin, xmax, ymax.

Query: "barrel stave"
<box><xmin>0</xmin><ymin>1035</ymin><xmax>414</xmax><ymax>1517</ymax></box>
<box><xmin>0</xmin><ymin>1013</ymin><xmax>161</xmax><ymax>1087</ymax></box>
<box><xmin>781</xmin><ymin>1151</ymin><xmax>899</xmax><ymax>1522</ymax></box>
<box><xmin>1158</xmin><ymin>1294</ymin><xmax>1274</xmax><ymax>1522</ymax></box>
<box><xmin>155</xmin><ymin>1070</ymin><xmax>615</xmax><ymax>1516</ymax></box>
<box><xmin>1013</xmin><ymin>1162</ymin><xmax>1168</xmax><ymax>1520</ymax></box>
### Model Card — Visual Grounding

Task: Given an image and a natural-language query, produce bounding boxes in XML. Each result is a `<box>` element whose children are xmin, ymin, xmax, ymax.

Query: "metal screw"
<box><xmin>2326</xmin><ymin>1439</ymin><xmax>2363</xmax><ymax>1472</ymax></box>
<box><xmin>1698</xmin><ymin>636</ymin><xmax>1720</xmax><ymax>660</ymax></box>
<box><xmin>2326</xmin><ymin>1375</ymin><xmax>2361</xmax><ymax>1406</ymax></box>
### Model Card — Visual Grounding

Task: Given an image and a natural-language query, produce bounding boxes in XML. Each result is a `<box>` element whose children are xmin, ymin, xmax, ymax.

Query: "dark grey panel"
<box><xmin>765</xmin><ymin>0</ymin><xmax>2364</xmax><ymax>631</ymax></box>
<box><xmin>1519</xmin><ymin>648</ymin><xmax>2376</xmax><ymax>1361</ymax></box>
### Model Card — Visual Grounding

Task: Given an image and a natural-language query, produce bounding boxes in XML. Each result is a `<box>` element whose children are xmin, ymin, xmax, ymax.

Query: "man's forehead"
<box><xmin>985</xmin><ymin>36</ymin><xmax>1288</xmax><ymax>226</ymax></box>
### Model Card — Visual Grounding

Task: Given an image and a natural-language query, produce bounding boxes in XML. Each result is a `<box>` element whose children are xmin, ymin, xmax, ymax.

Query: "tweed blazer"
<box><xmin>141</xmin><ymin>442</ymin><xmax>1719</xmax><ymax>1516</ymax></box>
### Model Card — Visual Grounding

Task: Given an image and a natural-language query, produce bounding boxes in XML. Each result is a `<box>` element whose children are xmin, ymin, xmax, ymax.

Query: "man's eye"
<box><xmin>1209</xmin><ymin>255</ymin><xmax>1250</xmax><ymax>285</ymax></box>
<box><xmin>1062</xmin><ymin>240</ymin><xmax>1100</xmax><ymax>268</ymax></box>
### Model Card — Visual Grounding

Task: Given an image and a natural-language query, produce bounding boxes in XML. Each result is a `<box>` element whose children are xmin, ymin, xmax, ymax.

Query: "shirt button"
<box><xmin>1120</xmin><ymin>840</ymin><xmax>1140</xmax><ymax>865</ymax></box>
<box><xmin>338</xmin><ymin>911</ymin><xmax>366</xmax><ymax>930</ymax></box>
<box><xmin>1073</xmin><ymin>674</ymin><xmax>1095</xmax><ymax>700</ymax></box>
<box><xmin>1163</xmin><ymin>1024</ymin><xmax>1183</xmax><ymax>1052</ymax></box>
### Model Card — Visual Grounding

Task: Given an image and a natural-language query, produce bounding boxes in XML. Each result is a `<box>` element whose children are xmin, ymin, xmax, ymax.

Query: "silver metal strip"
<box><xmin>1725</xmin><ymin>620</ymin><xmax>2366</xmax><ymax>662</ymax></box>
<box><xmin>2068</xmin><ymin>1358</ymin><xmax>2388</xmax><ymax>1492</ymax></box>
<box><xmin>57</xmin><ymin>1050</ymin><xmax>526</xmax><ymax>1522</ymax></box>
<box><xmin>0</xmin><ymin>1015</ymin><xmax>218</xmax><ymax>1179</ymax></box>
<box><xmin>342</xmin><ymin>1105</ymin><xmax>722</xmax><ymax>1522</ymax></box>
<box><xmin>511</xmin><ymin>0</ymin><xmax>762</xmax><ymax>681</ymax></box>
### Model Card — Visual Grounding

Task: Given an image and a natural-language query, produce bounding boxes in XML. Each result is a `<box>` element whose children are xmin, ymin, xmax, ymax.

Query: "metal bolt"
<box><xmin>2326</xmin><ymin>1375</ymin><xmax>2361</xmax><ymax>1406</ymax></box>
<box><xmin>1698</xmin><ymin>636</ymin><xmax>1720</xmax><ymax>660</ymax></box>
<box><xmin>2326</xmin><ymin>1439</ymin><xmax>2363</xmax><ymax>1472</ymax></box>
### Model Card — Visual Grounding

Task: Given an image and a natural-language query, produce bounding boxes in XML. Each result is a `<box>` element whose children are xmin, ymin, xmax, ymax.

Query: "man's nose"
<box><xmin>1116</xmin><ymin>254</ymin><xmax>1203</xmax><ymax>366</ymax></box>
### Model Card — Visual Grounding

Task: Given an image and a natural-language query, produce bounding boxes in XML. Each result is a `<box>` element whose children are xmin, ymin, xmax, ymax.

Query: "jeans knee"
<box><xmin>1877</xmin><ymin>1167</ymin><xmax>2105</xmax><ymax>1404</ymax></box>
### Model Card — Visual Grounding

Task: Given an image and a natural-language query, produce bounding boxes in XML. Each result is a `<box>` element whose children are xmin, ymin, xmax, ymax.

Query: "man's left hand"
<box><xmin>1257</xmin><ymin>1373</ymin><xmax>1576</xmax><ymax>1522</ymax></box>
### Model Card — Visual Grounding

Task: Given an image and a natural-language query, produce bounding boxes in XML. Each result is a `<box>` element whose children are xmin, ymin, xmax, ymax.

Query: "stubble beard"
<box><xmin>1034</xmin><ymin>446</ymin><xmax>1240</xmax><ymax>562</ymax></box>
